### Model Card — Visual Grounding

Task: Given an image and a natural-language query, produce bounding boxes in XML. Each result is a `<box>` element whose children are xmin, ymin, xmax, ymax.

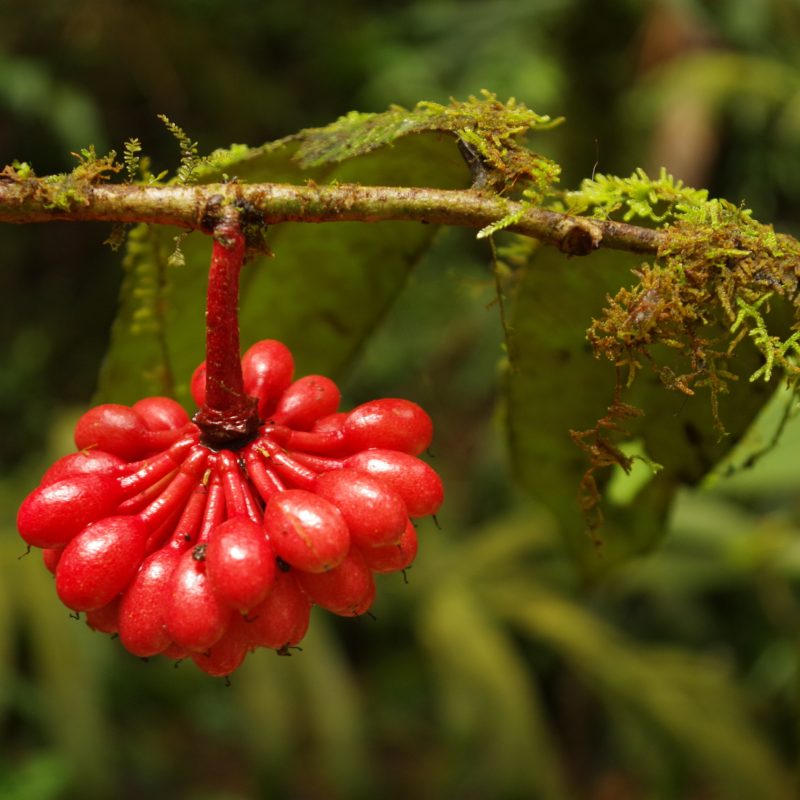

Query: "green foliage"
<box><xmin>493</xmin><ymin>580</ymin><xmax>792</xmax><ymax>800</ymax></box>
<box><xmin>589</xmin><ymin>198</ymin><xmax>800</xmax><ymax>395</ymax></box>
<box><xmin>498</xmin><ymin>166</ymin><xmax>799</xmax><ymax>543</ymax></box>
<box><xmin>563</xmin><ymin>166</ymin><xmax>710</xmax><ymax>222</ymax></box>
<box><xmin>66</xmin><ymin>146</ymin><xmax>120</xmax><ymax>185</ymax></box>
<box><xmin>97</xmin><ymin>128</ymin><xmax>467</xmax><ymax>406</ymax></box>
<box><xmin>14</xmin><ymin>146</ymin><xmax>122</xmax><ymax>214</ymax></box>
<box><xmin>731</xmin><ymin>295</ymin><xmax>800</xmax><ymax>383</ymax></box>
<box><xmin>293</xmin><ymin>91</ymin><xmax>562</xmax><ymax>194</ymax></box>
<box><xmin>122</xmin><ymin>138</ymin><xmax>142</xmax><ymax>183</ymax></box>
<box><xmin>6</xmin><ymin>4</ymin><xmax>800</xmax><ymax>797</ymax></box>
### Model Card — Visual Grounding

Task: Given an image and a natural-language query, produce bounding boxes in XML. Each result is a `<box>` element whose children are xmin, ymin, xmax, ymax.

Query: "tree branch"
<box><xmin>0</xmin><ymin>178</ymin><xmax>666</xmax><ymax>255</ymax></box>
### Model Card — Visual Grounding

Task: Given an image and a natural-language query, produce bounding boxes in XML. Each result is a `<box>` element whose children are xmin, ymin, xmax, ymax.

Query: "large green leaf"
<box><xmin>419</xmin><ymin>578</ymin><xmax>569</xmax><ymax>799</ymax></box>
<box><xmin>506</xmin><ymin>246</ymin><xmax>779</xmax><ymax>573</ymax></box>
<box><xmin>488</xmin><ymin>581</ymin><xmax>793</xmax><ymax>800</ymax></box>
<box><xmin>97</xmin><ymin>132</ymin><xmax>468</xmax><ymax>405</ymax></box>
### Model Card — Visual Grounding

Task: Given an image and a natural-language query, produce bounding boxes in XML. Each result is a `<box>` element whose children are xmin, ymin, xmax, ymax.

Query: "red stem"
<box><xmin>139</xmin><ymin>447</ymin><xmax>210</xmax><ymax>531</ymax></box>
<box><xmin>244</xmin><ymin>448</ymin><xmax>285</xmax><ymax>501</ymax></box>
<box><xmin>193</xmin><ymin>215</ymin><xmax>259</xmax><ymax>449</ymax></box>
<box><xmin>218</xmin><ymin>451</ymin><xmax>248</xmax><ymax>517</ymax></box>
<box><xmin>196</xmin><ymin>471</ymin><xmax>226</xmax><ymax>545</ymax></box>
<box><xmin>254</xmin><ymin>438</ymin><xmax>318</xmax><ymax>490</ymax></box>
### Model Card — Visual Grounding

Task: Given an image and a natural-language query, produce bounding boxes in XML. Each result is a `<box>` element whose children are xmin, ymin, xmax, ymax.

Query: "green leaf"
<box><xmin>294</xmin><ymin>619</ymin><xmax>373</xmax><ymax>795</ymax></box>
<box><xmin>0</xmin><ymin>753</ymin><xmax>70</xmax><ymax>800</ymax></box>
<box><xmin>489</xmin><ymin>581</ymin><xmax>793</xmax><ymax>800</ymax></box>
<box><xmin>15</xmin><ymin>550</ymin><xmax>114</xmax><ymax>795</ymax></box>
<box><xmin>96</xmin><ymin>131</ymin><xmax>467</xmax><ymax>406</ymax></box>
<box><xmin>0</xmin><ymin>543</ymin><xmax>14</xmax><ymax>729</ymax></box>
<box><xmin>234</xmin><ymin>619</ymin><xmax>372</xmax><ymax>796</ymax></box>
<box><xmin>419</xmin><ymin>579</ymin><xmax>569</xmax><ymax>799</ymax></box>
<box><xmin>233</xmin><ymin>649</ymin><xmax>299</xmax><ymax>786</ymax></box>
<box><xmin>505</xmin><ymin>246</ymin><xmax>779</xmax><ymax>574</ymax></box>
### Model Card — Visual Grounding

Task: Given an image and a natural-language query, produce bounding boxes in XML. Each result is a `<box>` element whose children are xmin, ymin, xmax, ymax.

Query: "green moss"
<box><xmin>157</xmin><ymin>114</ymin><xmax>202</xmax><ymax>185</ymax></box>
<box><xmin>25</xmin><ymin>147</ymin><xmax>122</xmax><ymax>212</ymax></box>
<box><xmin>122</xmin><ymin>138</ymin><xmax>142</xmax><ymax>183</ymax></box>
<box><xmin>581</xmin><ymin>186</ymin><xmax>800</xmax><ymax>503</ymax></box>
<box><xmin>562</xmin><ymin>167</ymin><xmax>710</xmax><ymax>222</ymax></box>
<box><xmin>292</xmin><ymin>91</ymin><xmax>562</xmax><ymax>196</ymax></box>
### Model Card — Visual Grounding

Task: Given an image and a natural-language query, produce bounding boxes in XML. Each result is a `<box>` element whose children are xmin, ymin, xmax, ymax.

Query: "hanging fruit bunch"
<box><xmin>16</xmin><ymin>217</ymin><xmax>443</xmax><ymax>677</ymax></box>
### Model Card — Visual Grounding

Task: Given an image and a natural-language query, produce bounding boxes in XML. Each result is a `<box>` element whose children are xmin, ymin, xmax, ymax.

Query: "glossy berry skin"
<box><xmin>74</xmin><ymin>404</ymin><xmax>155</xmax><ymax>461</ymax></box>
<box><xmin>297</xmin><ymin>546</ymin><xmax>375</xmax><ymax>616</ymax></box>
<box><xmin>165</xmin><ymin>549</ymin><xmax>232</xmax><ymax>652</ymax></box>
<box><xmin>241</xmin><ymin>339</ymin><xmax>295</xmax><ymax>420</ymax></box>
<box><xmin>205</xmin><ymin>516</ymin><xmax>276</xmax><ymax>612</ymax></box>
<box><xmin>118</xmin><ymin>547</ymin><xmax>183</xmax><ymax>657</ymax></box>
<box><xmin>55</xmin><ymin>516</ymin><xmax>150</xmax><ymax>611</ymax></box>
<box><xmin>263</xmin><ymin>489</ymin><xmax>350</xmax><ymax>573</ymax></box>
<box><xmin>271</xmin><ymin>375</ymin><xmax>341</xmax><ymax>430</ymax></box>
<box><xmin>313</xmin><ymin>468</ymin><xmax>408</xmax><ymax>548</ymax></box>
<box><xmin>192</xmin><ymin>614</ymin><xmax>251</xmax><ymax>677</ymax></box>
<box><xmin>18</xmin><ymin>473</ymin><xmax>125</xmax><ymax>548</ymax></box>
<box><xmin>42</xmin><ymin>547</ymin><xmax>63</xmax><ymax>575</ymax></box>
<box><xmin>17</xmin><ymin>335</ymin><xmax>442</xmax><ymax>677</ymax></box>
<box><xmin>360</xmin><ymin>520</ymin><xmax>419</xmax><ymax>574</ymax></box>
<box><xmin>74</xmin><ymin>403</ymin><xmax>188</xmax><ymax>460</ymax></box>
<box><xmin>344</xmin><ymin>450</ymin><xmax>444</xmax><ymax>518</ymax></box>
<box><xmin>85</xmin><ymin>598</ymin><xmax>121</xmax><ymax>635</ymax></box>
<box><xmin>39</xmin><ymin>449</ymin><xmax>126</xmax><ymax>487</ymax></box>
<box><xmin>190</xmin><ymin>362</ymin><xmax>207</xmax><ymax>409</ymax></box>
<box><xmin>132</xmin><ymin>397</ymin><xmax>191</xmax><ymax>431</ymax></box>
<box><xmin>343</xmin><ymin>399</ymin><xmax>433</xmax><ymax>456</ymax></box>
<box><xmin>245</xmin><ymin>570</ymin><xmax>312</xmax><ymax>650</ymax></box>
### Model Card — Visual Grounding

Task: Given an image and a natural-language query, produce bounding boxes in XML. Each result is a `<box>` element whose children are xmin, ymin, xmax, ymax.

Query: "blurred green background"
<box><xmin>4</xmin><ymin>1</ymin><xmax>800</xmax><ymax>798</ymax></box>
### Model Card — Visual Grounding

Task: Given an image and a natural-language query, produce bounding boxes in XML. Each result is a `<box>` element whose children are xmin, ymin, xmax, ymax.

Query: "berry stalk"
<box><xmin>193</xmin><ymin>216</ymin><xmax>259</xmax><ymax>449</ymax></box>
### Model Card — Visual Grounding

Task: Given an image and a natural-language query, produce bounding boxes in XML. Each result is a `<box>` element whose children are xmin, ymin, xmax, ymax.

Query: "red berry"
<box><xmin>75</xmin><ymin>403</ymin><xmax>186</xmax><ymax>460</ymax></box>
<box><xmin>284</xmin><ymin>410</ymin><xmax>350</xmax><ymax>456</ymax></box>
<box><xmin>132</xmin><ymin>397</ymin><xmax>191</xmax><ymax>431</ymax></box>
<box><xmin>191</xmin><ymin>614</ymin><xmax>251</xmax><ymax>677</ymax></box>
<box><xmin>85</xmin><ymin>597</ymin><xmax>121</xmax><ymax>634</ymax></box>
<box><xmin>17</xmin><ymin>330</ymin><xmax>444</xmax><ymax>676</ymax></box>
<box><xmin>165</xmin><ymin>549</ymin><xmax>232</xmax><ymax>652</ymax></box>
<box><xmin>343</xmin><ymin>398</ymin><xmax>433</xmax><ymax>455</ymax></box>
<box><xmin>296</xmin><ymin>546</ymin><xmax>375</xmax><ymax>616</ymax></box>
<box><xmin>42</xmin><ymin>547</ymin><xmax>63</xmax><ymax>575</ymax></box>
<box><xmin>205</xmin><ymin>516</ymin><xmax>277</xmax><ymax>612</ymax></box>
<box><xmin>263</xmin><ymin>489</ymin><xmax>350</xmax><ymax>573</ymax></box>
<box><xmin>162</xmin><ymin>642</ymin><xmax>190</xmax><ymax>660</ymax></box>
<box><xmin>271</xmin><ymin>375</ymin><xmax>341</xmax><ymax>430</ymax></box>
<box><xmin>244</xmin><ymin>570</ymin><xmax>311</xmax><ymax>650</ymax></box>
<box><xmin>74</xmin><ymin>404</ymin><xmax>155</xmax><ymax>461</ymax></box>
<box><xmin>18</xmin><ymin>473</ymin><xmax>125</xmax><ymax>548</ymax></box>
<box><xmin>40</xmin><ymin>449</ymin><xmax>126</xmax><ymax>486</ymax></box>
<box><xmin>190</xmin><ymin>361</ymin><xmax>207</xmax><ymax>408</ymax></box>
<box><xmin>313</xmin><ymin>468</ymin><xmax>407</xmax><ymax>548</ymax></box>
<box><xmin>312</xmin><ymin>412</ymin><xmax>348</xmax><ymax>435</ymax></box>
<box><xmin>118</xmin><ymin>547</ymin><xmax>183</xmax><ymax>657</ymax></box>
<box><xmin>360</xmin><ymin>520</ymin><xmax>418</xmax><ymax>573</ymax></box>
<box><xmin>344</xmin><ymin>450</ymin><xmax>443</xmax><ymax>518</ymax></box>
<box><xmin>242</xmin><ymin>339</ymin><xmax>295</xmax><ymax>419</ymax></box>
<box><xmin>55</xmin><ymin>516</ymin><xmax>150</xmax><ymax>611</ymax></box>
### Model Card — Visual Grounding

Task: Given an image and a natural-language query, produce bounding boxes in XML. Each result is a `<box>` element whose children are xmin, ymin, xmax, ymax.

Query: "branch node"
<box><xmin>554</xmin><ymin>217</ymin><xmax>602</xmax><ymax>256</ymax></box>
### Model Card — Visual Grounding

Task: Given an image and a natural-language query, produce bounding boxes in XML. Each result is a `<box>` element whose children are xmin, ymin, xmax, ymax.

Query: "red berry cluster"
<box><xmin>17</xmin><ymin>339</ymin><xmax>442</xmax><ymax>677</ymax></box>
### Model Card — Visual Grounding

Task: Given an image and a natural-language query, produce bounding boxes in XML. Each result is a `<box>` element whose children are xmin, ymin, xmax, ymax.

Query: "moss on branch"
<box><xmin>0</xmin><ymin>175</ymin><xmax>665</xmax><ymax>255</ymax></box>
